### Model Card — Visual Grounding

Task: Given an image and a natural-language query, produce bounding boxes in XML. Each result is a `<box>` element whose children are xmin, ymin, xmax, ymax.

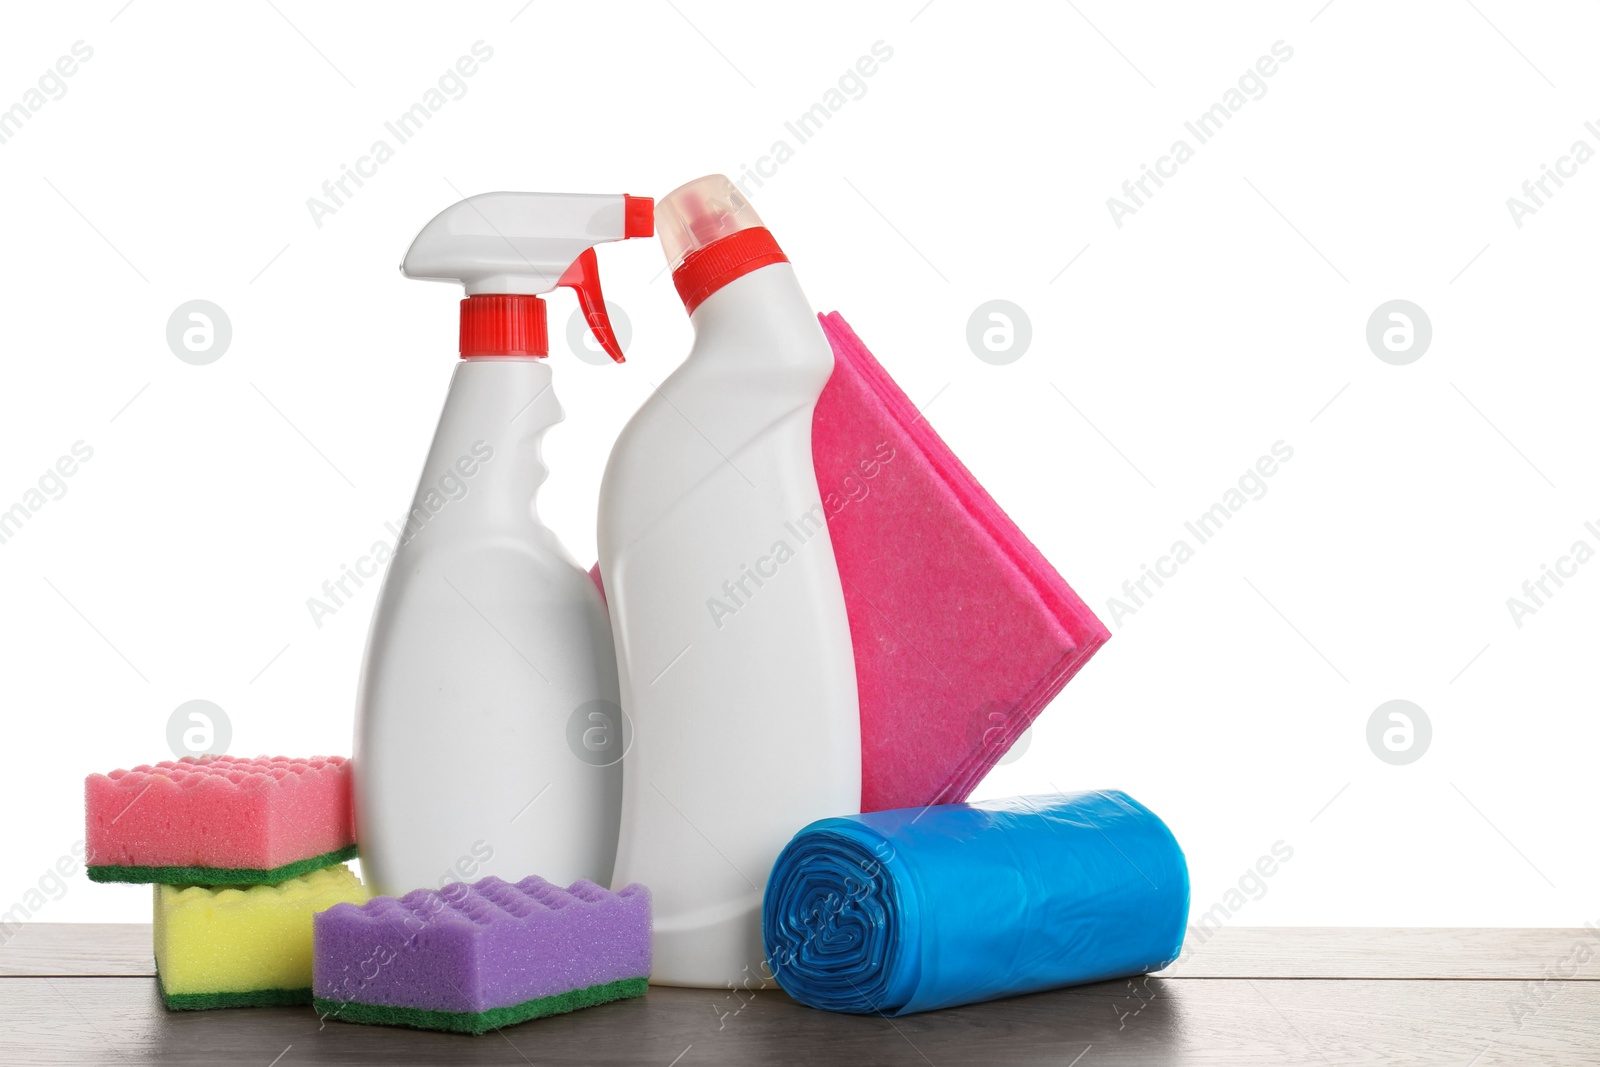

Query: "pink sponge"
<box><xmin>85</xmin><ymin>755</ymin><xmax>355</xmax><ymax>884</ymax></box>
<box><xmin>812</xmin><ymin>313</ymin><xmax>1110</xmax><ymax>812</ymax></box>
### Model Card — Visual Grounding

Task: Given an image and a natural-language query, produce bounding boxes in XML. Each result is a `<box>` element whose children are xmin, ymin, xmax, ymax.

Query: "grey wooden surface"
<box><xmin>3</xmin><ymin>924</ymin><xmax>1598</xmax><ymax>1064</ymax></box>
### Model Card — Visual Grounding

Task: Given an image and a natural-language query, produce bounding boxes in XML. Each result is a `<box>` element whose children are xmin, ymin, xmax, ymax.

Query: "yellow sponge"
<box><xmin>153</xmin><ymin>864</ymin><xmax>369</xmax><ymax>1010</ymax></box>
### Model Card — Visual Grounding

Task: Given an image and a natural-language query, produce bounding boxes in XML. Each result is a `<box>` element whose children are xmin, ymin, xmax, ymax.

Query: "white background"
<box><xmin>2</xmin><ymin>1</ymin><xmax>1595</xmax><ymax>929</ymax></box>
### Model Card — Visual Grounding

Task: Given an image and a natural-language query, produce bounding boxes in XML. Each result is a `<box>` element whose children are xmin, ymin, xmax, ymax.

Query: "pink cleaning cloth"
<box><xmin>813</xmin><ymin>312</ymin><xmax>1110</xmax><ymax>812</ymax></box>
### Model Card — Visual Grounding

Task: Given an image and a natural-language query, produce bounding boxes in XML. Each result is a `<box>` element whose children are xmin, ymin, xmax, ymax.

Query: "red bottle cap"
<box><xmin>459</xmin><ymin>294</ymin><xmax>548</xmax><ymax>357</ymax></box>
<box><xmin>657</xmin><ymin>176</ymin><xmax>787</xmax><ymax>315</ymax></box>
<box><xmin>672</xmin><ymin>227</ymin><xmax>788</xmax><ymax>315</ymax></box>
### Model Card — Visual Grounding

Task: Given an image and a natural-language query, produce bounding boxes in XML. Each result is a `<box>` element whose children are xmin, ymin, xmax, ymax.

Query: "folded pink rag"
<box><xmin>813</xmin><ymin>312</ymin><xmax>1110</xmax><ymax>812</ymax></box>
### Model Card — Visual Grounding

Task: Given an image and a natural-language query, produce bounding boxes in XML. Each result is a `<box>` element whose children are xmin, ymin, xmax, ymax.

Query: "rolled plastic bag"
<box><xmin>762</xmin><ymin>790</ymin><xmax>1188</xmax><ymax>1015</ymax></box>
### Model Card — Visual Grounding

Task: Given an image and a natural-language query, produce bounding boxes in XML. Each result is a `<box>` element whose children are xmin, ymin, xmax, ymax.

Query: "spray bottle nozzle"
<box><xmin>402</xmin><ymin>191</ymin><xmax>653</xmax><ymax>360</ymax></box>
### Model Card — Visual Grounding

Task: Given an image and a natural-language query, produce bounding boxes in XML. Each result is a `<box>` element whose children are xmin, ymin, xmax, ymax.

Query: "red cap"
<box><xmin>459</xmin><ymin>294</ymin><xmax>548</xmax><ymax>357</ymax></box>
<box><xmin>672</xmin><ymin>227</ymin><xmax>788</xmax><ymax>315</ymax></box>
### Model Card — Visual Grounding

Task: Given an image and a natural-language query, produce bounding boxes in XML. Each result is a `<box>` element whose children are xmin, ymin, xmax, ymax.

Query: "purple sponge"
<box><xmin>312</xmin><ymin>875</ymin><xmax>650</xmax><ymax>1034</ymax></box>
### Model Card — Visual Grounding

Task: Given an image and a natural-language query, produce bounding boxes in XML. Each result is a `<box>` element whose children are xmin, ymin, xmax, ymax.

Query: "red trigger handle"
<box><xmin>557</xmin><ymin>248</ymin><xmax>625</xmax><ymax>363</ymax></box>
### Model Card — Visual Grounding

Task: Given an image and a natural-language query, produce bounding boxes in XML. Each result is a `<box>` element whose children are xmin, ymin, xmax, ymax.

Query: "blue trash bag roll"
<box><xmin>762</xmin><ymin>790</ymin><xmax>1189</xmax><ymax>1015</ymax></box>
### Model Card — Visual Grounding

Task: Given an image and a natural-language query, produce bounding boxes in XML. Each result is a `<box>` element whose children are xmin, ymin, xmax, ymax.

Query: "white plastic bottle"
<box><xmin>356</xmin><ymin>191</ymin><xmax>653</xmax><ymax>898</ymax></box>
<box><xmin>598</xmin><ymin>175</ymin><xmax>861</xmax><ymax>988</ymax></box>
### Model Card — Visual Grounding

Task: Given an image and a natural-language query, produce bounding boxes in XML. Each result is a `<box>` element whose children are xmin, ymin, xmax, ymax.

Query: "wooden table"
<box><xmin>4</xmin><ymin>925</ymin><xmax>1597</xmax><ymax>1064</ymax></box>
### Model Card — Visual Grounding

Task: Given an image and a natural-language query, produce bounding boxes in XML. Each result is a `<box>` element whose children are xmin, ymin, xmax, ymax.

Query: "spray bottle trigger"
<box><xmin>557</xmin><ymin>248</ymin><xmax>625</xmax><ymax>363</ymax></box>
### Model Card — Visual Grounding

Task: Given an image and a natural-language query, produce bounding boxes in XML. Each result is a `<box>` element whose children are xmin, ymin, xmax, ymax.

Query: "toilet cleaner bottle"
<box><xmin>356</xmin><ymin>191</ymin><xmax>653</xmax><ymax>897</ymax></box>
<box><xmin>597</xmin><ymin>175</ymin><xmax>861</xmax><ymax>987</ymax></box>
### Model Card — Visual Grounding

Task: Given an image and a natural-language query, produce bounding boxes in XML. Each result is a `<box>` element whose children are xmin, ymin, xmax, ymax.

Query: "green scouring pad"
<box><xmin>315</xmin><ymin>976</ymin><xmax>649</xmax><ymax>1035</ymax></box>
<box><xmin>90</xmin><ymin>844</ymin><xmax>359</xmax><ymax>886</ymax></box>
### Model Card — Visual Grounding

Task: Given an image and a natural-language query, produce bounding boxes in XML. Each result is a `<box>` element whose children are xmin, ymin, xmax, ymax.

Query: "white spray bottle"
<box><xmin>598</xmin><ymin>175</ymin><xmax>861</xmax><ymax>987</ymax></box>
<box><xmin>356</xmin><ymin>191</ymin><xmax>653</xmax><ymax>898</ymax></box>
